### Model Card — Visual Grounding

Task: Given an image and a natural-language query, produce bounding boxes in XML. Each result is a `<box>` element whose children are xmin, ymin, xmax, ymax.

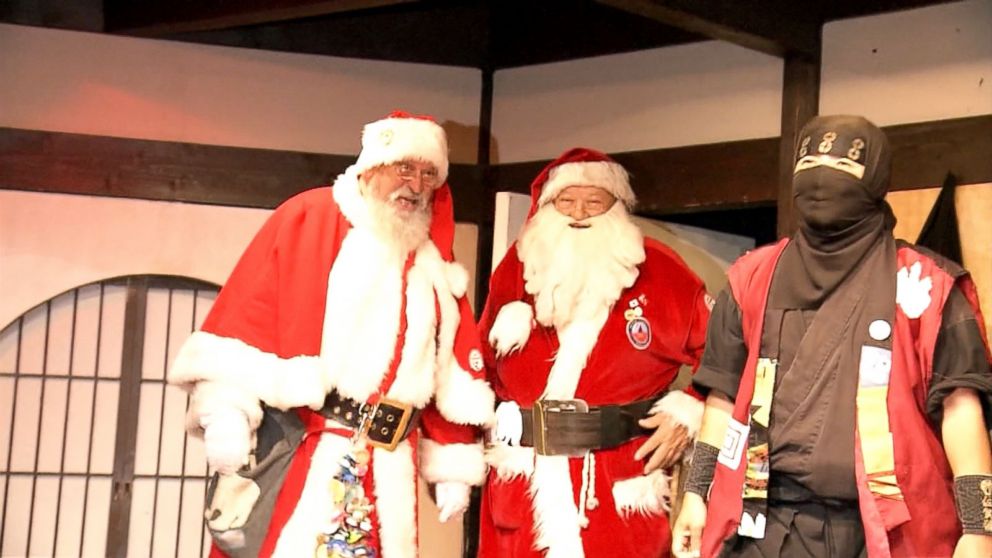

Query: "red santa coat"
<box><xmin>169</xmin><ymin>173</ymin><xmax>494</xmax><ymax>558</ymax></box>
<box><xmin>478</xmin><ymin>238</ymin><xmax>709</xmax><ymax>558</ymax></box>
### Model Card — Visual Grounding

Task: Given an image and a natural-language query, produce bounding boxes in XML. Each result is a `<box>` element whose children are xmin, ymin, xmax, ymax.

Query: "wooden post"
<box><xmin>106</xmin><ymin>276</ymin><xmax>149</xmax><ymax>556</ymax></box>
<box><xmin>777</xmin><ymin>47</ymin><xmax>821</xmax><ymax>238</ymax></box>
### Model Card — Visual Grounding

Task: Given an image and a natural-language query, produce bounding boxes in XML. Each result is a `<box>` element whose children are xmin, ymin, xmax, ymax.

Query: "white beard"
<box><xmin>365</xmin><ymin>191</ymin><xmax>432</xmax><ymax>255</ymax></box>
<box><xmin>518</xmin><ymin>203</ymin><xmax>646</xmax><ymax>331</ymax></box>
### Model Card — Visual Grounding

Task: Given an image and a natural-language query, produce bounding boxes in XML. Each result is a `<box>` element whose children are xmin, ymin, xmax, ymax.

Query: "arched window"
<box><xmin>0</xmin><ymin>275</ymin><xmax>218</xmax><ymax>558</ymax></box>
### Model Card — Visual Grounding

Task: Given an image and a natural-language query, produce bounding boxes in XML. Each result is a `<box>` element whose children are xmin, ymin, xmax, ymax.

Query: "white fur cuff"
<box><xmin>169</xmin><ymin>331</ymin><xmax>326</xmax><ymax>411</ymax></box>
<box><xmin>489</xmin><ymin>301</ymin><xmax>534</xmax><ymax>358</ymax></box>
<box><xmin>436</xmin><ymin>361</ymin><xmax>496</xmax><ymax>427</ymax></box>
<box><xmin>650</xmin><ymin>390</ymin><xmax>705</xmax><ymax>439</ymax></box>
<box><xmin>420</xmin><ymin>439</ymin><xmax>487</xmax><ymax>485</ymax></box>
<box><xmin>485</xmin><ymin>444</ymin><xmax>535</xmax><ymax>481</ymax></box>
<box><xmin>612</xmin><ymin>470</ymin><xmax>671</xmax><ymax>516</ymax></box>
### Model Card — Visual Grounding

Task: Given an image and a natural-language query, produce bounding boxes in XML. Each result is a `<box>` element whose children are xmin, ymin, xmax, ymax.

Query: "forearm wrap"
<box><xmin>684</xmin><ymin>441</ymin><xmax>720</xmax><ymax>500</ymax></box>
<box><xmin>954</xmin><ymin>474</ymin><xmax>992</xmax><ymax>534</ymax></box>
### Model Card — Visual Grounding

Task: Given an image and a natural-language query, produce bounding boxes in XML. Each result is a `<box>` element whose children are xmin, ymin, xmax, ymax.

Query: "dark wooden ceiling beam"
<box><xmin>0</xmin><ymin>126</ymin><xmax>486</xmax><ymax>223</ymax></box>
<box><xmin>492</xmin><ymin>114</ymin><xmax>991</xmax><ymax>215</ymax></box>
<box><xmin>594</xmin><ymin>0</ymin><xmax>821</xmax><ymax>58</ymax></box>
<box><xmin>2</xmin><ymin>115</ymin><xmax>987</xmax><ymax>224</ymax></box>
<box><xmin>104</xmin><ymin>0</ymin><xmax>414</xmax><ymax>36</ymax></box>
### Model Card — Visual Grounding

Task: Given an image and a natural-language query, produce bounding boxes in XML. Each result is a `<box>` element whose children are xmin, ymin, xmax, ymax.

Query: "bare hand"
<box><xmin>672</xmin><ymin>492</ymin><xmax>707</xmax><ymax>558</ymax></box>
<box><xmin>953</xmin><ymin>534</ymin><xmax>992</xmax><ymax>558</ymax></box>
<box><xmin>634</xmin><ymin>412</ymin><xmax>690</xmax><ymax>474</ymax></box>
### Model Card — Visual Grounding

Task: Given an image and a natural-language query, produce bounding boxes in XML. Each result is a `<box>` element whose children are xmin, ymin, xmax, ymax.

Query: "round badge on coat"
<box><xmin>626</xmin><ymin>318</ymin><xmax>652</xmax><ymax>350</ymax></box>
<box><xmin>468</xmin><ymin>349</ymin><xmax>485</xmax><ymax>372</ymax></box>
<box><xmin>868</xmin><ymin>319</ymin><xmax>891</xmax><ymax>341</ymax></box>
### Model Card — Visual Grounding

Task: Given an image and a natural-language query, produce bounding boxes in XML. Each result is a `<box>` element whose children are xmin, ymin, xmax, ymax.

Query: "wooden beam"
<box><xmin>0</xmin><ymin>127</ymin><xmax>485</xmax><ymax>223</ymax></box>
<box><xmin>492</xmin><ymin>114</ymin><xmax>992</xmax><ymax>215</ymax></box>
<box><xmin>2</xmin><ymin>114</ymin><xmax>988</xmax><ymax>222</ymax></box>
<box><xmin>777</xmin><ymin>49</ymin><xmax>821</xmax><ymax>238</ymax></box>
<box><xmin>494</xmin><ymin>137</ymin><xmax>781</xmax><ymax>214</ymax></box>
<box><xmin>104</xmin><ymin>0</ymin><xmax>414</xmax><ymax>36</ymax></box>
<box><xmin>886</xmin><ymin>115</ymin><xmax>992</xmax><ymax>190</ymax></box>
<box><xmin>595</xmin><ymin>0</ymin><xmax>820</xmax><ymax>58</ymax></box>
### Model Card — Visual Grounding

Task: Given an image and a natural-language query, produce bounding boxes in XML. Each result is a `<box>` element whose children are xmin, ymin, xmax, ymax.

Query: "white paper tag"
<box><xmin>718</xmin><ymin>417</ymin><xmax>749</xmax><ymax>470</ymax></box>
<box><xmin>859</xmin><ymin>345</ymin><xmax>892</xmax><ymax>387</ymax></box>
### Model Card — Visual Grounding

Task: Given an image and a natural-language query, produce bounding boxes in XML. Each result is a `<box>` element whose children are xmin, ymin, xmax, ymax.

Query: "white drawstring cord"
<box><xmin>578</xmin><ymin>451</ymin><xmax>598</xmax><ymax>528</ymax></box>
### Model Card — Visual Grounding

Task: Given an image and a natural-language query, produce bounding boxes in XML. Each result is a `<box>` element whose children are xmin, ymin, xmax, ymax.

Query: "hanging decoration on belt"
<box><xmin>316</xmin><ymin>429</ymin><xmax>377</xmax><ymax>557</ymax></box>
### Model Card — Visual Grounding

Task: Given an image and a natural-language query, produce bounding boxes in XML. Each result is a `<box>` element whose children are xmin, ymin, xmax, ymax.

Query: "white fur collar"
<box><xmin>332</xmin><ymin>166</ymin><xmax>374</xmax><ymax>231</ymax></box>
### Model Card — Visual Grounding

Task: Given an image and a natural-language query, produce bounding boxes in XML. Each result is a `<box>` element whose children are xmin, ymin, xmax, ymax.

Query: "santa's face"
<box><xmin>552</xmin><ymin>185</ymin><xmax>617</xmax><ymax>224</ymax></box>
<box><xmin>360</xmin><ymin>160</ymin><xmax>436</xmax><ymax>253</ymax></box>
<box><xmin>362</xmin><ymin>159</ymin><xmax>438</xmax><ymax>216</ymax></box>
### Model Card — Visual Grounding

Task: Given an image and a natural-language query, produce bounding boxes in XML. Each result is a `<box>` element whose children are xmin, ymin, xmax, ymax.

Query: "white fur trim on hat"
<box><xmin>353</xmin><ymin>115</ymin><xmax>449</xmax><ymax>183</ymax></box>
<box><xmin>538</xmin><ymin>160</ymin><xmax>635</xmax><ymax>208</ymax></box>
<box><xmin>650</xmin><ymin>390</ymin><xmax>705</xmax><ymax>440</ymax></box>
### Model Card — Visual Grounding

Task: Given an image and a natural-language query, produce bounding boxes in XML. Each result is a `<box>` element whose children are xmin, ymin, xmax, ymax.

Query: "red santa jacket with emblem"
<box><xmin>169</xmin><ymin>176</ymin><xmax>494</xmax><ymax>558</ymax></box>
<box><xmin>477</xmin><ymin>238</ymin><xmax>710</xmax><ymax>558</ymax></box>
<box><xmin>702</xmin><ymin>239</ymin><xmax>991</xmax><ymax>558</ymax></box>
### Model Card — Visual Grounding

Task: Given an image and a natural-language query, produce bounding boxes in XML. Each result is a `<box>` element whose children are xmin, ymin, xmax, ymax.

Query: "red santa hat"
<box><xmin>527</xmin><ymin>147</ymin><xmax>636</xmax><ymax>218</ymax></box>
<box><xmin>353</xmin><ymin>110</ymin><xmax>450</xmax><ymax>185</ymax></box>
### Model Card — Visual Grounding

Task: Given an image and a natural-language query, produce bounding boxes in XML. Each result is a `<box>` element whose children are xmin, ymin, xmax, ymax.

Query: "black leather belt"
<box><xmin>318</xmin><ymin>390</ymin><xmax>420</xmax><ymax>451</ymax></box>
<box><xmin>500</xmin><ymin>396</ymin><xmax>658</xmax><ymax>456</ymax></box>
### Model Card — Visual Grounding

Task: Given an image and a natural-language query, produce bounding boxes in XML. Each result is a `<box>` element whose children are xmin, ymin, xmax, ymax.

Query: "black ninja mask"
<box><xmin>792</xmin><ymin>115</ymin><xmax>891</xmax><ymax>234</ymax></box>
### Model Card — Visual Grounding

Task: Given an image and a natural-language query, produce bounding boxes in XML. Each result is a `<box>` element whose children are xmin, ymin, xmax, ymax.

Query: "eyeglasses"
<box><xmin>391</xmin><ymin>161</ymin><xmax>440</xmax><ymax>188</ymax></box>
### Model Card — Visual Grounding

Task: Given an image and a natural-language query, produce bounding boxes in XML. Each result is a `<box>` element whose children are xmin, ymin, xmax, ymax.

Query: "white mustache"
<box><xmin>390</xmin><ymin>187</ymin><xmax>427</xmax><ymax>208</ymax></box>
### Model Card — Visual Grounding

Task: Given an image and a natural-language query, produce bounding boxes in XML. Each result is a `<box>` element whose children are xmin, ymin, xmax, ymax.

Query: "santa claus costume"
<box><xmin>168</xmin><ymin>112</ymin><xmax>495</xmax><ymax>558</ymax></box>
<box><xmin>478</xmin><ymin>148</ymin><xmax>711</xmax><ymax>558</ymax></box>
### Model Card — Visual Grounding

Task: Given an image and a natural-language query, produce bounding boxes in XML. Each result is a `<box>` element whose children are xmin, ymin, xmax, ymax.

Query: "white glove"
<box><xmin>435</xmin><ymin>481</ymin><xmax>471</xmax><ymax>523</ymax></box>
<box><xmin>201</xmin><ymin>408</ymin><xmax>251</xmax><ymax>475</ymax></box>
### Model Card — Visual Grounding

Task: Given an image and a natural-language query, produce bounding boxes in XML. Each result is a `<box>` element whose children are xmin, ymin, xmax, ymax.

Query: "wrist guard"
<box><xmin>684</xmin><ymin>441</ymin><xmax>720</xmax><ymax>500</ymax></box>
<box><xmin>954</xmin><ymin>474</ymin><xmax>992</xmax><ymax>535</ymax></box>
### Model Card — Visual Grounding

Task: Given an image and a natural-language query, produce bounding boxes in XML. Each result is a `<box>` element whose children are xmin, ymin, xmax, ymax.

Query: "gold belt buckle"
<box><xmin>532</xmin><ymin>399</ymin><xmax>589</xmax><ymax>456</ymax></box>
<box><xmin>365</xmin><ymin>398</ymin><xmax>414</xmax><ymax>451</ymax></box>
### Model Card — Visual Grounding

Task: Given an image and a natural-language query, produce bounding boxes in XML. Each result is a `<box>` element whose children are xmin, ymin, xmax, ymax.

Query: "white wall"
<box><xmin>0</xmin><ymin>190</ymin><xmax>478</xmax><ymax>336</ymax></box>
<box><xmin>821</xmin><ymin>0</ymin><xmax>992</xmax><ymax>125</ymax></box>
<box><xmin>490</xmin><ymin>0</ymin><xmax>992</xmax><ymax>164</ymax></box>
<box><xmin>0</xmin><ymin>23</ymin><xmax>481</xmax><ymax>162</ymax></box>
<box><xmin>491</xmin><ymin>41</ymin><xmax>783</xmax><ymax>163</ymax></box>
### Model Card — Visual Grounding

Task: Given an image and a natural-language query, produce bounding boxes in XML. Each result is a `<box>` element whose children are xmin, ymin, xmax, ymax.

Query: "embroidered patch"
<box><xmin>718</xmin><ymin>417</ymin><xmax>749</xmax><ymax>470</ymax></box>
<box><xmin>704</xmin><ymin>293</ymin><xmax>716</xmax><ymax>311</ymax></box>
<box><xmin>626</xmin><ymin>318</ymin><xmax>652</xmax><ymax>350</ymax></box>
<box><xmin>468</xmin><ymin>349</ymin><xmax>484</xmax><ymax>372</ymax></box>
